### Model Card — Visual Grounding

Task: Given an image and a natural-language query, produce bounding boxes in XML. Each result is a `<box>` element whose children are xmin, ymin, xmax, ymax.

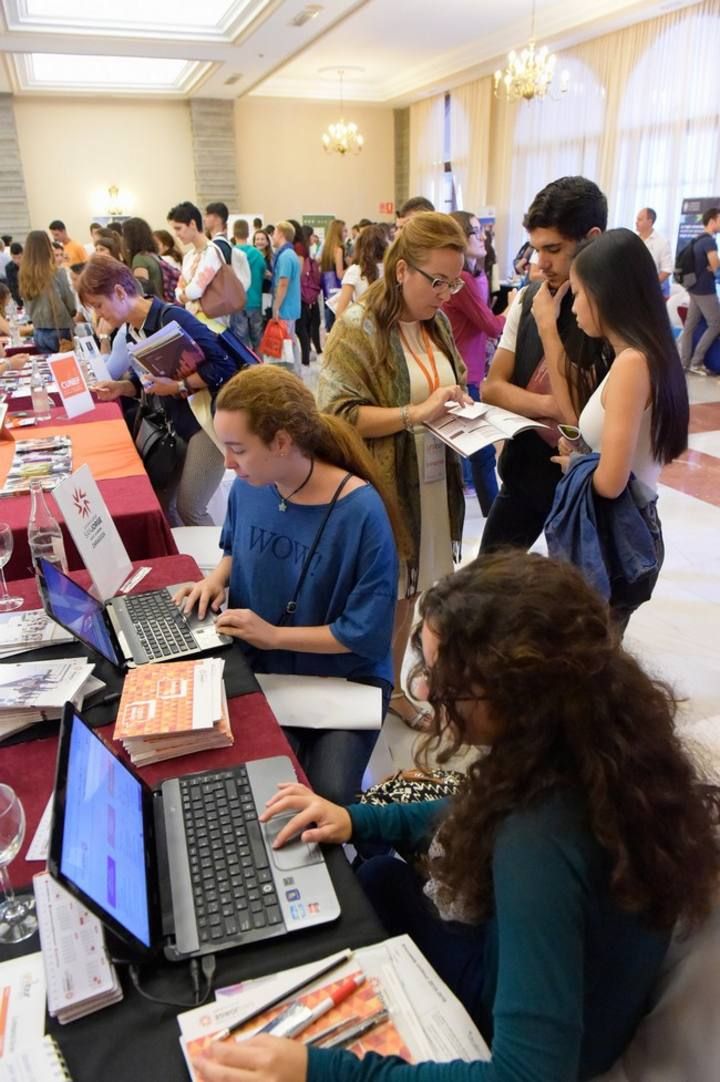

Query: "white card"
<box><xmin>46</xmin><ymin>352</ymin><xmax>94</xmax><ymax>418</ymax></box>
<box><xmin>52</xmin><ymin>463</ymin><xmax>133</xmax><ymax>601</ymax></box>
<box><xmin>423</xmin><ymin>431</ymin><xmax>447</xmax><ymax>484</ymax></box>
<box><xmin>77</xmin><ymin>336</ymin><xmax>109</xmax><ymax>383</ymax></box>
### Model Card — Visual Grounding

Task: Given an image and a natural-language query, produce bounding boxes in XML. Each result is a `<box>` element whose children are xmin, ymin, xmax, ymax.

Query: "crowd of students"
<box><xmin>2</xmin><ymin>177</ymin><xmax>719</xmax><ymax>1082</ymax></box>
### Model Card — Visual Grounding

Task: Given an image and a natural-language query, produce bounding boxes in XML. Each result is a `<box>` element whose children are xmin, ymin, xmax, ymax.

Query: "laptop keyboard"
<box><xmin>124</xmin><ymin>591</ymin><xmax>198</xmax><ymax>661</ymax></box>
<box><xmin>180</xmin><ymin>767</ymin><xmax>284</xmax><ymax>944</ymax></box>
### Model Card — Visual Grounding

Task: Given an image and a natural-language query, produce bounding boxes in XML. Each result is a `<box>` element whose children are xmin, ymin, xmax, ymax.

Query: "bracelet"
<box><xmin>400</xmin><ymin>404</ymin><xmax>413</xmax><ymax>431</ymax></box>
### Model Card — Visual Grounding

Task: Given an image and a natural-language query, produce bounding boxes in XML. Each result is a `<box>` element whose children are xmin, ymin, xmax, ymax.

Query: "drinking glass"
<box><xmin>0</xmin><ymin>784</ymin><xmax>37</xmax><ymax>943</ymax></box>
<box><xmin>0</xmin><ymin>523</ymin><xmax>23</xmax><ymax>611</ymax></box>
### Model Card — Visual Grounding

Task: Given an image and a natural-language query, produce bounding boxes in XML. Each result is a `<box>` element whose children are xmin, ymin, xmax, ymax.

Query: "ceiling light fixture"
<box><xmin>493</xmin><ymin>0</ymin><xmax>569</xmax><ymax>103</ymax></box>
<box><xmin>321</xmin><ymin>68</ymin><xmax>364</xmax><ymax>156</ymax></box>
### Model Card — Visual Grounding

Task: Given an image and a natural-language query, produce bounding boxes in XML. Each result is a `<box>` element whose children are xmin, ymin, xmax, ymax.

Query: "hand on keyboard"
<box><xmin>174</xmin><ymin>577</ymin><xmax>226</xmax><ymax>620</ymax></box>
<box><xmin>214</xmin><ymin>608</ymin><xmax>278</xmax><ymax>650</ymax></box>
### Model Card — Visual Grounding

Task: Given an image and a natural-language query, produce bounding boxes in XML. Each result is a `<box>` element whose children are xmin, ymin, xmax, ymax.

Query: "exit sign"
<box><xmin>378</xmin><ymin>202</ymin><xmax>394</xmax><ymax>214</ymax></box>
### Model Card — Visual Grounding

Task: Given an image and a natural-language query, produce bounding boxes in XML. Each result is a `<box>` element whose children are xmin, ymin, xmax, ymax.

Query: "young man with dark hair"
<box><xmin>6</xmin><ymin>243</ymin><xmax>23</xmax><ymax>306</ymax></box>
<box><xmin>203</xmin><ymin>202</ymin><xmax>251</xmax><ymax>325</ymax></box>
<box><xmin>48</xmin><ymin>219</ymin><xmax>86</xmax><ymax>266</ymax></box>
<box><xmin>481</xmin><ymin>176</ymin><xmax>609</xmax><ymax>553</ymax></box>
<box><xmin>678</xmin><ymin>207</ymin><xmax>720</xmax><ymax>375</ymax></box>
<box><xmin>395</xmin><ymin>196</ymin><xmax>435</xmax><ymax>231</ymax></box>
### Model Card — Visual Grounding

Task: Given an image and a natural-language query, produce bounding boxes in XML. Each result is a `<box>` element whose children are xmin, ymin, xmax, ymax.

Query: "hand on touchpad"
<box><xmin>264</xmin><ymin>814</ymin><xmax>323</xmax><ymax>870</ymax></box>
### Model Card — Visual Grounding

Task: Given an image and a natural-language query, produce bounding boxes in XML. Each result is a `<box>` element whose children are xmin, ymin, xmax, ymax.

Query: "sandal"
<box><xmin>386</xmin><ymin>694</ymin><xmax>433</xmax><ymax>733</ymax></box>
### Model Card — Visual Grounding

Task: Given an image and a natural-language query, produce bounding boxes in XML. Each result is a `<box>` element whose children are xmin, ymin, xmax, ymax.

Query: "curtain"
<box><xmin>408</xmin><ymin>94</ymin><xmax>445</xmax><ymax>208</ymax></box>
<box><xmin>450</xmin><ymin>77</ymin><xmax>492</xmax><ymax>213</ymax></box>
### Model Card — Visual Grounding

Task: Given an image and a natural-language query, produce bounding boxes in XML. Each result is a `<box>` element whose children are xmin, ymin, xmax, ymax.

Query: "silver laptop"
<box><xmin>38</xmin><ymin>557</ymin><xmax>230</xmax><ymax>670</ymax></box>
<box><xmin>49</xmin><ymin>706</ymin><xmax>341</xmax><ymax>960</ymax></box>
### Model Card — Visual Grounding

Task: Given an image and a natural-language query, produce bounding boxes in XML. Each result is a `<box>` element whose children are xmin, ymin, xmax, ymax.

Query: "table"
<box><xmin>0</xmin><ymin>402</ymin><xmax>177</xmax><ymax>578</ymax></box>
<box><xmin>0</xmin><ymin>553</ymin><xmax>386</xmax><ymax>1082</ymax></box>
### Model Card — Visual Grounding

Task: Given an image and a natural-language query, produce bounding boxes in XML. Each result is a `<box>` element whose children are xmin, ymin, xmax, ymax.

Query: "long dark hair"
<box><xmin>352</xmin><ymin>224</ymin><xmax>387</xmax><ymax>284</ymax></box>
<box><xmin>122</xmin><ymin>217</ymin><xmax>158</xmax><ymax>265</ymax></box>
<box><xmin>573</xmin><ymin>228</ymin><xmax>689</xmax><ymax>463</ymax></box>
<box><xmin>413</xmin><ymin>552</ymin><xmax>720</xmax><ymax>930</ymax></box>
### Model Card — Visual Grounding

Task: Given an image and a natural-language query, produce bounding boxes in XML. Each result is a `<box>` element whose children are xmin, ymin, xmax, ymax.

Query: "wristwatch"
<box><xmin>177</xmin><ymin>378</ymin><xmax>190</xmax><ymax>398</ymax></box>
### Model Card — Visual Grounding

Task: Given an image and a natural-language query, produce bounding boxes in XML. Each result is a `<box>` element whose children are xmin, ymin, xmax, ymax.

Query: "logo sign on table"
<box><xmin>53</xmin><ymin>463</ymin><xmax>133</xmax><ymax>601</ymax></box>
<box><xmin>47</xmin><ymin>353</ymin><xmax>94</xmax><ymax>419</ymax></box>
<box><xmin>75</xmin><ymin>337</ymin><xmax>110</xmax><ymax>383</ymax></box>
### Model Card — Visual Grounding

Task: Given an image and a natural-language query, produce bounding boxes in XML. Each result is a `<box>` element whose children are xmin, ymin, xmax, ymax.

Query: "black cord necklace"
<box><xmin>276</xmin><ymin>458</ymin><xmax>315</xmax><ymax>511</ymax></box>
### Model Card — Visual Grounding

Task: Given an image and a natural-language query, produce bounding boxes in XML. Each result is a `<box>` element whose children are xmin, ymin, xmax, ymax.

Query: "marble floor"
<box><xmin>369</xmin><ymin>374</ymin><xmax>720</xmax><ymax>787</ymax></box>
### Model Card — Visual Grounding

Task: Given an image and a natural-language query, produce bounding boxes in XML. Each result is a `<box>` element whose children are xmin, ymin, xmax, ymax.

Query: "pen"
<box><xmin>216</xmin><ymin>949</ymin><xmax>354</xmax><ymax>1042</ymax></box>
<box><xmin>316</xmin><ymin>1008</ymin><xmax>389</xmax><ymax>1050</ymax></box>
<box><xmin>260</xmin><ymin>973</ymin><xmax>366</xmax><ymax>1039</ymax></box>
<box><xmin>86</xmin><ymin>691</ymin><xmax>121</xmax><ymax>710</ymax></box>
<box><xmin>304</xmin><ymin>1014</ymin><xmax>363</xmax><ymax>1046</ymax></box>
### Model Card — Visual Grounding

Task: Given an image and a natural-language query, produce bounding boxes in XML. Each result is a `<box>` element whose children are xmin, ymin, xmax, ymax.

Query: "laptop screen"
<box><xmin>40</xmin><ymin>559</ymin><xmax>121</xmax><ymax>667</ymax></box>
<box><xmin>59</xmin><ymin>710</ymin><xmax>151</xmax><ymax>947</ymax></box>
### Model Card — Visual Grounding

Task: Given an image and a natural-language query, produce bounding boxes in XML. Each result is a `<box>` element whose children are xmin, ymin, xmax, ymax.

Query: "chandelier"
<box><xmin>321</xmin><ymin>69</ymin><xmax>364</xmax><ymax>155</ymax></box>
<box><xmin>494</xmin><ymin>0</ymin><xmax>569</xmax><ymax>103</ymax></box>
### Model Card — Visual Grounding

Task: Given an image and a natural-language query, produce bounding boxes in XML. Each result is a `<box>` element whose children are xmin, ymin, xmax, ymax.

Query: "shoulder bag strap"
<box><xmin>278</xmin><ymin>472</ymin><xmax>353</xmax><ymax>625</ymax></box>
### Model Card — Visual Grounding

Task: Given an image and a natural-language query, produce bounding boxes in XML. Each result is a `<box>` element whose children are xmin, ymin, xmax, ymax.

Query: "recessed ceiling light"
<box><xmin>290</xmin><ymin>4</ymin><xmax>323</xmax><ymax>28</ymax></box>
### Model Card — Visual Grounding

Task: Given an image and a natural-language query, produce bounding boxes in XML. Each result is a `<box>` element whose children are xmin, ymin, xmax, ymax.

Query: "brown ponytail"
<box><xmin>215</xmin><ymin>366</ymin><xmax>410</xmax><ymax>556</ymax></box>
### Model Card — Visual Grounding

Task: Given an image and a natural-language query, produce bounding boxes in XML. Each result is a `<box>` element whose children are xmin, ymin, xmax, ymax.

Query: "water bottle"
<box><xmin>5</xmin><ymin>301</ymin><xmax>21</xmax><ymax>347</ymax></box>
<box><xmin>30</xmin><ymin>360</ymin><xmax>51</xmax><ymax>421</ymax></box>
<box><xmin>28</xmin><ymin>479</ymin><xmax>68</xmax><ymax>576</ymax></box>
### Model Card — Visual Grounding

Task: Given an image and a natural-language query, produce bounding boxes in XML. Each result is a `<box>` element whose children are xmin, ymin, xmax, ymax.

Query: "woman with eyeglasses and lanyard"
<box><xmin>320</xmin><ymin>212</ymin><xmax>470</xmax><ymax>731</ymax></box>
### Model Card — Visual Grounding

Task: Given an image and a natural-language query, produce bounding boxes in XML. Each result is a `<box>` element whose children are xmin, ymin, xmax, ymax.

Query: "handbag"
<box><xmin>200</xmin><ymin>263</ymin><xmax>246</xmax><ymax>319</ymax></box>
<box><xmin>277</xmin><ymin>473</ymin><xmax>353</xmax><ymax>625</ymax></box>
<box><xmin>132</xmin><ymin>392</ymin><xmax>187</xmax><ymax>490</ymax></box>
<box><xmin>359</xmin><ymin>768</ymin><xmax>464</xmax><ymax>806</ymax></box>
<box><xmin>48</xmin><ymin>279</ymin><xmax>74</xmax><ymax>352</ymax></box>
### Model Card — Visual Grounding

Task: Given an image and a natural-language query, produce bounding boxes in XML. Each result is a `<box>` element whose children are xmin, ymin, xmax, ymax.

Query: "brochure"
<box><xmin>0</xmin><ymin>609</ymin><xmax>73</xmax><ymax>659</ymax></box>
<box><xmin>127</xmin><ymin>321</ymin><xmax>204</xmax><ymax>383</ymax></box>
<box><xmin>425</xmin><ymin>401</ymin><xmax>550</xmax><ymax>458</ymax></box>
<box><xmin>0</xmin><ymin>436</ymin><xmax>72</xmax><ymax>497</ymax></box>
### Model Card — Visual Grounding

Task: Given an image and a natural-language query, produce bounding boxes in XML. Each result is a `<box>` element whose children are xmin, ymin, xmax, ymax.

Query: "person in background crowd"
<box><xmin>334</xmin><ymin>224</ymin><xmax>387</xmax><ymax>319</ymax></box>
<box><xmin>481</xmin><ymin>175</ymin><xmax>610</xmax><ymax>553</ymax></box>
<box><xmin>153</xmin><ymin>229</ymin><xmax>184</xmax><ymax>270</ymax></box>
<box><xmin>94</xmin><ymin>229</ymin><xmax>123</xmax><ymax>261</ymax></box>
<box><xmin>169</xmin><ymin>200</ymin><xmax>228</xmax><ymax>330</ymax></box>
<box><xmin>199</xmin><ymin>551</ymin><xmax>720</xmax><ymax>1082</ymax></box>
<box><xmin>176</xmin><ymin>365</ymin><xmax>401</xmax><ymax>805</ymax></box>
<box><xmin>84</xmin><ymin>222</ymin><xmax>103</xmax><ymax>257</ymax></box>
<box><xmin>253</xmin><ymin>216</ymin><xmax>263</xmax><ymax>232</ymax></box>
<box><xmin>0</xmin><ymin>282</ymin><xmax>32</xmax><ymax>344</ymax></box>
<box><xmin>548</xmin><ymin>228</ymin><xmax>688</xmax><ymax>630</ymax></box>
<box><xmin>106</xmin><ymin>221</ymin><xmax>124</xmax><ymax>237</ymax></box>
<box><xmin>0</xmin><ymin>239</ymin><xmax>10</xmax><ymax>277</ymax></box>
<box><xmin>5</xmin><ymin>243</ymin><xmax>23</xmax><ymax>307</ymax></box>
<box><xmin>319</xmin><ymin>219</ymin><xmax>347</xmax><ymax>332</ymax></box>
<box><xmin>445</xmin><ymin>210</ymin><xmax>509</xmax><ymax>516</ymax></box>
<box><xmin>635</xmin><ymin>208</ymin><xmax>673</xmax><ymax>299</ymax></box>
<box><xmin>254</xmin><ymin>228</ymin><xmax>274</xmax><ymax>312</ymax></box>
<box><xmin>678</xmin><ymin>207</ymin><xmax>720</xmax><ymax>375</ymax></box>
<box><xmin>395</xmin><ymin>196</ymin><xmax>435</xmax><ymax>232</ymax></box>
<box><xmin>69</xmin><ymin>263</ymin><xmax>95</xmax><ymax>326</ymax></box>
<box><xmin>83</xmin><ymin>255</ymin><xmax>236</xmax><ymax>526</ymax></box>
<box><xmin>321</xmin><ymin>212</ymin><xmax>469</xmax><ymax>732</ymax></box>
<box><xmin>122</xmin><ymin>217</ymin><xmax>163</xmax><ymax>298</ymax></box>
<box><xmin>204</xmin><ymin>201</ymin><xmax>251</xmax><ymax>298</ymax></box>
<box><xmin>48</xmin><ymin>219</ymin><xmax>87</xmax><ymax>266</ymax></box>
<box><xmin>230</xmin><ymin>219</ymin><xmax>265</xmax><ymax>349</ymax></box>
<box><xmin>51</xmin><ymin>241</ymin><xmax>66</xmax><ymax>268</ymax></box>
<box><xmin>272</xmin><ymin>221</ymin><xmax>302</xmax><ymax>369</ymax></box>
<box><xmin>19</xmin><ymin>230</ymin><xmax>76</xmax><ymax>353</ymax></box>
<box><xmin>296</xmin><ymin>226</ymin><xmax>322</xmax><ymax>366</ymax></box>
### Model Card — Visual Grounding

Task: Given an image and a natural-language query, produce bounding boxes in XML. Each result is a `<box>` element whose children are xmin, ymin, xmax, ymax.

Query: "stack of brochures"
<box><xmin>0</xmin><ymin>608</ymin><xmax>73</xmax><ymax>659</ymax></box>
<box><xmin>34</xmin><ymin>871</ymin><xmax>123</xmax><ymax>1026</ymax></box>
<box><xmin>113</xmin><ymin>656</ymin><xmax>232</xmax><ymax>766</ymax></box>
<box><xmin>0</xmin><ymin>435</ymin><xmax>72</xmax><ymax>496</ymax></box>
<box><xmin>425</xmin><ymin>401</ymin><xmax>549</xmax><ymax>458</ymax></box>
<box><xmin>127</xmin><ymin>320</ymin><xmax>204</xmax><ymax>385</ymax></box>
<box><xmin>0</xmin><ymin>658</ymin><xmax>101</xmax><ymax>740</ymax></box>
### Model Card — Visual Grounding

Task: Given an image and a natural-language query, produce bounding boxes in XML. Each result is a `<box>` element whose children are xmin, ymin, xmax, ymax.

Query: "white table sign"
<box><xmin>53</xmin><ymin>463</ymin><xmax>133</xmax><ymax>601</ymax></box>
<box><xmin>46</xmin><ymin>351</ymin><xmax>94</xmax><ymax>418</ymax></box>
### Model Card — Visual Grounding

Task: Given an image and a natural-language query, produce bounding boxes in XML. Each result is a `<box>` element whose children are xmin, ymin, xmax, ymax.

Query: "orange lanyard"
<box><xmin>398</xmin><ymin>325</ymin><xmax>440</xmax><ymax>393</ymax></box>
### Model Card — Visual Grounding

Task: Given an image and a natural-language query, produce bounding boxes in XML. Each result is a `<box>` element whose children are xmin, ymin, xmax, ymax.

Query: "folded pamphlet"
<box><xmin>0</xmin><ymin>436</ymin><xmax>72</xmax><ymax>497</ymax></box>
<box><xmin>127</xmin><ymin>320</ymin><xmax>204</xmax><ymax>383</ymax></box>
<box><xmin>0</xmin><ymin>658</ymin><xmax>97</xmax><ymax>739</ymax></box>
<box><xmin>0</xmin><ymin>609</ymin><xmax>73</xmax><ymax>660</ymax></box>
<box><xmin>425</xmin><ymin>401</ymin><xmax>549</xmax><ymax>458</ymax></box>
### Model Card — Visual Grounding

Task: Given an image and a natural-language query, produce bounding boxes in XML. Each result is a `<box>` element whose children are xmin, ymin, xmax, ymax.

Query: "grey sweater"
<box><xmin>23</xmin><ymin>270</ymin><xmax>76</xmax><ymax>329</ymax></box>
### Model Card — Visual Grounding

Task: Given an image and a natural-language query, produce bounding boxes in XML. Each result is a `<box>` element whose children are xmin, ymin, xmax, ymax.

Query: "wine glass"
<box><xmin>0</xmin><ymin>784</ymin><xmax>37</xmax><ymax>943</ymax></box>
<box><xmin>0</xmin><ymin>523</ymin><xmax>23</xmax><ymax>611</ymax></box>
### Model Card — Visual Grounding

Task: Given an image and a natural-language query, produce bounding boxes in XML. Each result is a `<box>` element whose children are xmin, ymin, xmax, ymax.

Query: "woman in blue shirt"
<box><xmin>176</xmin><ymin>364</ymin><xmax>403</xmax><ymax>805</ymax></box>
<box><xmin>193</xmin><ymin>551</ymin><xmax>720</xmax><ymax>1082</ymax></box>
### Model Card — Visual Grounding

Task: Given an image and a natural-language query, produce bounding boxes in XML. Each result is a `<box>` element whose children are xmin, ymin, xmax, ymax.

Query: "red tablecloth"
<box><xmin>1</xmin><ymin>554</ymin><xmax>301</xmax><ymax>890</ymax></box>
<box><xmin>0</xmin><ymin>402</ymin><xmax>177</xmax><ymax>578</ymax></box>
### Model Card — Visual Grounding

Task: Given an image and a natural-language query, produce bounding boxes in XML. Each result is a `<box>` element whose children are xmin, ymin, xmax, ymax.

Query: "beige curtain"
<box><xmin>487</xmin><ymin>0</ymin><xmax>720</xmax><ymax>271</ymax></box>
<box><xmin>408</xmin><ymin>94</ymin><xmax>445</xmax><ymax>207</ymax></box>
<box><xmin>450</xmin><ymin>76</ymin><xmax>492</xmax><ymax>213</ymax></box>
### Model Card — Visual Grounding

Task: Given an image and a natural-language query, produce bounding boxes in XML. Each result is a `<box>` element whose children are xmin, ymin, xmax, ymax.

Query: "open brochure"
<box><xmin>0</xmin><ymin>658</ymin><xmax>101</xmax><ymax>739</ymax></box>
<box><xmin>177</xmin><ymin>935</ymin><xmax>490</xmax><ymax>1078</ymax></box>
<box><xmin>127</xmin><ymin>320</ymin><xmax>204</xmax><ymax>383</ymax></box>
<box><xmin>425</xmin><ymin>401</ymin><xmax>549</xmax><ymax>458</ymax></box>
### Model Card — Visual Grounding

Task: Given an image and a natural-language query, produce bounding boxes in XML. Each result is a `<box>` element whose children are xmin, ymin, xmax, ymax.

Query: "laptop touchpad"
<box><xmin>264</xmin><ymin>815</ymin><xmax>323</xmax><ymax>870</ymax></box>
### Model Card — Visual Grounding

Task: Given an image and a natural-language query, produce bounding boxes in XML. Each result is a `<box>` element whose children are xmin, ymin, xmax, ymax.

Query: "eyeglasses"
<box><xmin>407</xmin><ymin>264</ymin><xmax>465</xmax><ymax>296</ymax></box>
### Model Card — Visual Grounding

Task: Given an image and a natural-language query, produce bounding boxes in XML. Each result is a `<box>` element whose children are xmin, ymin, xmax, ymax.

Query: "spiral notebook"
<box><xmin>0</xmin><ymin>1035</ymin><xmax>73</xmax><ymax>1081</ymax></box>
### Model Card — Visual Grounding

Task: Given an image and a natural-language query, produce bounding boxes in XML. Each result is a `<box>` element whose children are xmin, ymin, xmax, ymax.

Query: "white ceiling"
<box><xmin>0</xmin><ymin>0</ymin><xmax>699</xmax><ymax>104</ymax></box>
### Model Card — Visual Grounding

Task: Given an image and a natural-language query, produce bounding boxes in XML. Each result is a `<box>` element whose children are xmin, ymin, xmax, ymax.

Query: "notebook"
<box><xmin>0</xmin><ymin>1036</ymin><xmax>74</xmax><ymax>1081</ymax></box>
<box><xmin>48</xmin><ymin>704</ymin><xmax>341</xmax><ymax>962</ymax></box>
<box><xmin>37</xmin><ymin>559</ymin><xmax>230</xmax><ymax>671</ymax></box>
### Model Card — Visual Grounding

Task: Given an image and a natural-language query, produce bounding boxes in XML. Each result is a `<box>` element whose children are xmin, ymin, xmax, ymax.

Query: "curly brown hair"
<box><xmin>413</xmin><ymin>551</ymin><xmax>720</xmax><ymax>931</ymax></box>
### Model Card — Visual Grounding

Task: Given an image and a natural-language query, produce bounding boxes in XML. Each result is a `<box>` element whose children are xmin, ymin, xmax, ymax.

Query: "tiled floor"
<box><xmin>370</xmin><ymin>375</ymin><xmax>720</xmax><ymax>787</ymax></box>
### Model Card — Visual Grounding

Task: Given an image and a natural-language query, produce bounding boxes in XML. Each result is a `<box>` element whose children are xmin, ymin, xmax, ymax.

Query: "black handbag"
<box><xmin>132</xmin><ymin>393</ymin><xmax>187</xmax><ymax>490</ymax></box>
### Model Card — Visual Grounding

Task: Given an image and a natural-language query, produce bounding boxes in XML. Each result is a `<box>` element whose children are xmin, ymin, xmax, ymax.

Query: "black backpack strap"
<box><xmin>212</xmin><ymin>237</ymin><xmax>233</xmax><ymax>265</ymax></box>
<box><xmin>277</xmin><ymin>473</ymin><xmax>353</xmax><ymax>625</ymax></box>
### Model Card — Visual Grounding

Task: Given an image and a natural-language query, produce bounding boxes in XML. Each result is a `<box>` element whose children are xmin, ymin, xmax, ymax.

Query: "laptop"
<box><xmin>48</xmin><ymin>705</ymin><xmax>341</xmax><ymax>961</ymax></box>
<box><xmin>37</xmin><ymin>558</ymin><xmax>230</xmax><ymax>671</ymax></box>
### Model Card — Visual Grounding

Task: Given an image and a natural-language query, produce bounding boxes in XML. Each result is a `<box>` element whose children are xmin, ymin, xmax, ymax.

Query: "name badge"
<box><xmin>423</xmin><ymin>432</ymin><xmax>446</xmax><ymax>484</ymax></box>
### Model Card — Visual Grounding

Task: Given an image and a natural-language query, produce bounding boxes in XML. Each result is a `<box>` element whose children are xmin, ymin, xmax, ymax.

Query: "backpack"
<box><xmin>301</xmin><ymin>256</ymin><xmax>322</xmax><ymax>304</ymax></box>
<box><xmin>674</xmin><ymin>237</ymin><xmax>699</xmax><ymax>288</ymax></box>
<box><xmin>212</xmin><ymin>237</ymin><xmax>233</xmax><ymax>265</ymax></box>
<box><xmin>153</xmin><ymin>255</ymin><xmax>181</xmax><ymax>302</ymax></box>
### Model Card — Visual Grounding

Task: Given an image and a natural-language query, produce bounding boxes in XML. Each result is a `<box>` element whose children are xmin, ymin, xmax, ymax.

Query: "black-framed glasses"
<box><xmin>407</xmin><ymin>264</ymin><xmax>465</xmax><ymax>295</ymax></box>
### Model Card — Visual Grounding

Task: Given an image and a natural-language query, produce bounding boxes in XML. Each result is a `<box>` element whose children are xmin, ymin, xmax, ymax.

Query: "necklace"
<box><xmin>276</xmin><ymin>458</ymin><xmax>315</xmax><ymax>511</ymax></box>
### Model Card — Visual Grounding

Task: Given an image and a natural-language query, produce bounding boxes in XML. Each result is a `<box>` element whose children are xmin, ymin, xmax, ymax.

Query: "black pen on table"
<box><xmin>86</xmin><ymin>691</ymin><xmax>121</xmax><ymax>710</ymax></box>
